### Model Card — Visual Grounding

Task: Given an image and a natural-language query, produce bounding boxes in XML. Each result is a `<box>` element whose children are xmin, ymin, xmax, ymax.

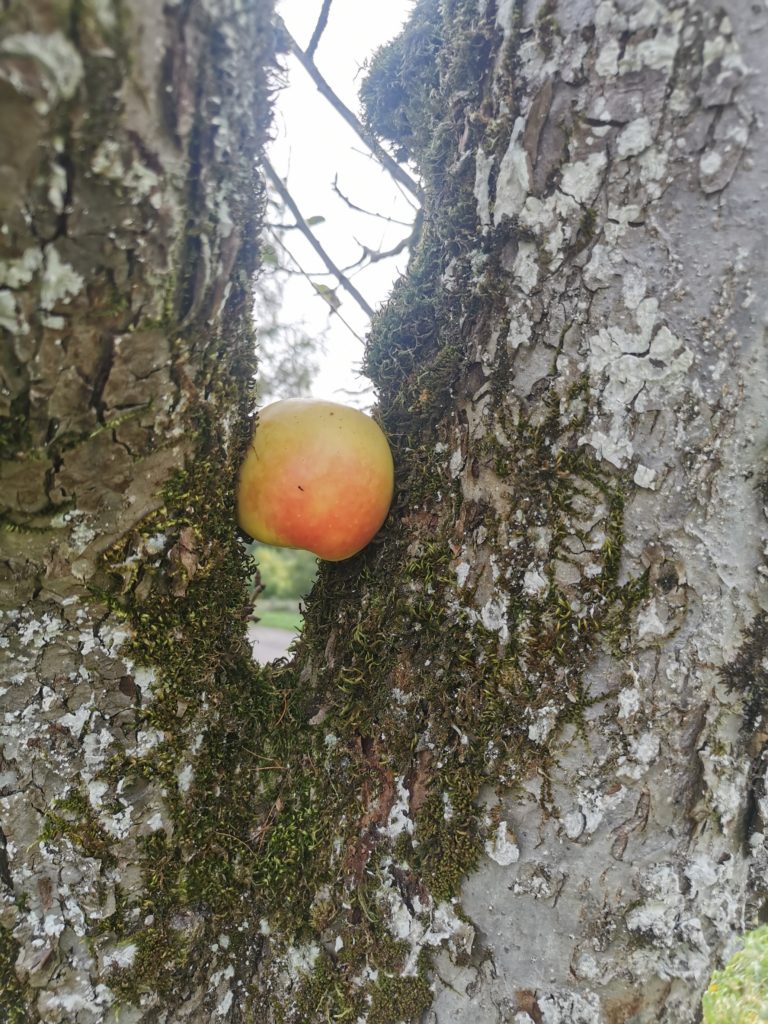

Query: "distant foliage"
<box><xmin>253</xmin><ymin>543</ymin><xmax>318</xmax><ymax>600</ymax></box>
<box><xmin>254</xmin><ymin>188</ymin><xmax>327</xmax><ymax>404</ymax></box>
<box><xmin>702</xmin><ymin>925</ymin><xmax>768</xmax><ymax>1023</ymax></box>
<box><xmin>253</xmin><ymin>261</ymin><xmax>325</xmax><ymax>403</ymax></box>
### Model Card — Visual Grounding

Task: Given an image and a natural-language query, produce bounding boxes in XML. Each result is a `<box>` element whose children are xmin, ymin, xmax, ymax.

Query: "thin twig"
<box><xmin>306</xmin><ymin>0</ymin><xmax>334</xmax><ymax>59</ymax></box>
<box><xmin>350</xmin><ymin>210</ymin><xmax>423</xmax><ymax>269</ymax></box>
<box><xmin>266</xmin><ymin>228</ymin><xmax>367</xmax><ymax>346</ymax></box>
<box><xmin>276</xmin><ymin>16</ymin><xmax>423</xmax><ymax>204</ymax></box>
<box><xmin>263</xmin><ymin>156</ymin><xmax>374</xmax><ymax>319</ymax></box>
<box><xmin>332</xmin><ymin>175</ymin><xmax>413</xmax><ymax>226</ymax></box>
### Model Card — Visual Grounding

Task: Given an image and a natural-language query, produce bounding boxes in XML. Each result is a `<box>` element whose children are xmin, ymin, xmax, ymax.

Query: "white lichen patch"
<box><xmin>135</xmin><ymin>728</ymin><xmax>165</xmax><ymax>757</ymax></box>
<box><xmin>565</xmin><ymin>782</ymin><xmax>628</xmax><ymax>839</ymax></box>
<box><xmin>58</xmin><ymin>705</ymin><xmax>93</xmax><ymax>739</ymax></box>
<box><xmin>474</xmin><ymin>147</ymin><xmax>494</xmax><ymax>227</ymax></box>
<box><xmin>480</xmin><ymin>595</ymin><xmax>509</xmax><ymax>642</ymax></box>
<box><xmin>633</xmin><ymin>464</ymin><xmax>658</xmax><ymax>490</ymax></box>
<box><xmin>484</xmin><ymin>820</ymin><xmax>520</xmax><ymax>866</ymax></box>
<box><xmin>698</xmin><ymin>745</ymin><xmax>750</xmax><ymax>827</ymax></box>
<box><xmin>380</xmin><ymin>870</ymin><xmax>473</xmax><ymax>975</ymax></box>
<box><xmin>0</xmin><ymin>247</ymin><xmax>44</xmax><ymax>289</ymax></box>
<box><xmin>617</xmin><ymin>684</ymin><xmax>641</xmax><ymax>719</ymax></box>
<box><xmin>382</xmin><ymin>778</ymin><xmax>415</xmax><ymax>839</ymax></box>
<box><xmin>36</xmin><ymin>978</ymin><xmax>112</xmax><ymax>1021</ymax></box>
<box><xmin>619</xmin><ymin>8</ymin><xmax>683</xmax><ymax>73</ymax></box>
<box><xmin>284</xmin><ymin>941</ymin><xmax>320</xmax><ymax>983</ymax></box>
<box><xmin>0</xmin><ymin>289</ymin><xmax>23</xmax><ymax>334</ymax></box>
<box><xmin>494</xmin><ymin>118</ymin><xmax>530</xmax><ymax>222</ymax></box>
<box><xmin>40</xmin><ymin>247</ymin><xmax>85</xmax><ymax>310</ymax></box>
<box><xmin>47</xmin><ymin>161</ymin><xmax>68</xmax><ymax>213</ymax></box>
<box><xmin>618</xmin><ymin>731</ymin><xmax>660</xmax><ymax>780</ymax></box>
<box><xmin>177</xmin><ymin>763</ymin><xmax>194</xmax><ymax>794</ymax></box>
<box><xmin>560</xmin><ymin>152</ymin><xmax>607</xmax><ymax>204</ymax></box>
<box><xmin>538</xmin><ymin>989</ymin><xmax>602</xmax><ymax>1024</ymax></box>
<box><xmin>616</xmin><ymin>118</ymin><xmax>653</xmax><ymax>159</ymax></box>
<box><xmin>91</xmin><ymin>138</ymin><xmax>161</xmax><ymax>200</ymax></box>
<box><xmin>455</xmin><ymin>561</ymin><xmax>471</xmax><ymax>588</ymax></box>
<box><xmin>101</xmin><ymin>943</ymin><xmax>138</xmax><ymax>971</ymax></box>
<box><xmin>512</xmin><ymin>241</ymin><xmax>539</xmax><ymax>295</ymax></box>
<box><xmin>0</xmin><ymin>31</ymin><xmax>84</xmax><ymax>102</ymax></box>
<box><xmin>636</xmin><ymin>599</ymin><xmax>667</xmax><ymax>640</ymax></box>
<box><xmin>580</xmin><ymin>300</ymin><xmax>693</xmax><ymax>468</ymax></box>
<box><xmin>88</xmin><ymin>0</ymin><xmax>118</xmax><ymax>32</ymax></box>
<box><xmin>523</xmin><ymin>566</ymin><xmax>548</xmax><ymax>598</ymax></box>
<box><xmin>527</xmin><ymin>703</ymin><xmax>558</xmax><ymax>744</ymax></box>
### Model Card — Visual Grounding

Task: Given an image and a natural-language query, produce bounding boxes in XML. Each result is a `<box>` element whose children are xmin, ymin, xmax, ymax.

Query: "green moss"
<box><xmin>281</xmin><ymin>950</ymin><xmax>365</xmax><ymax>1023</ymax></box>
<box><xmin>535</xmin><ymin>0</ymin><xmax>561</xmax><ymax>57</ymax></box>
<box><xmin>41</xmin><ymin>790</ymin><xmax>117</xmax><ymax>868</ymax></box>
<box><xmin>720</xmin><ymin>611</ymin><xmax>768</xmax><ymax>727</ymax></box>
<box><xmin>0</xmin><ymin>925</ymin><xmax>30</xmax><ymax>1024</ymax></box>
<box><xmin>0</xmin><ymin>405</ymin><xmax>32</xmax><ymax>460</ymax></box>
<box><xmin>23</xmin><ymin>1</ymin><xmax>657</xmax><ymax>1019</ymax></box>
<box><xmin>702</xmin><ymin>925</ymin><xmax>768</xmax><ymax>1023</ymax></box>
<box><xmin>360</xmin><ymin>0</ymin><xmax>443</xmax><ymax>165</ymax></box>
<box><xmin>367</xmin><ymin>974</ymin><xmax>433</xmax><ymax>1024</ymax></box>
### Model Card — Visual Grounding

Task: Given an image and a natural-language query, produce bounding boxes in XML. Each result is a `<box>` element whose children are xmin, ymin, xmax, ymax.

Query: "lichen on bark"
<box><xmin>2</xmin><ymin>0</ymin><xmax>767</xmax><ymax>1022</ymax></box>
<box><xmin>1</xmin><ymin>0</ymin><xmax>273</xmax><ymax>1019</ymax></box>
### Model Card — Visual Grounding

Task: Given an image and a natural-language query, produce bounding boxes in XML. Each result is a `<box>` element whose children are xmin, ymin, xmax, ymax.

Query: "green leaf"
<box><xmin>310</xmin><ymin>281</ymin><xmax>341</xmax><ymax>311</ymax></box>
<box><xmin>261</xmin><ymin>244</ymin><xmax>279</xmax><ymax>267</ymax></box>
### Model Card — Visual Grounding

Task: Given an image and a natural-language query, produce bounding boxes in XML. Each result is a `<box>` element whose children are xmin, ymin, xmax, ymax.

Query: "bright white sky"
<box><xmin>270</xmin><ymin>0</ymin><xmax>416</xmax><ymax>407</ymax></box>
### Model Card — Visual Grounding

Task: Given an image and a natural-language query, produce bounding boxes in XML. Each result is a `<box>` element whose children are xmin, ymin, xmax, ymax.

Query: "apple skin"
<box><xmin>236</xmin><ymin>398</ymin><xmax>395</xmax><ymax>561</ymax></box>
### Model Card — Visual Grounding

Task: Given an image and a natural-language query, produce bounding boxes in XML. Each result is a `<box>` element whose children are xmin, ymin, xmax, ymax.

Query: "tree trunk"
<box><xmin>2</xmin><ymin>1</ymin><xmax>767</xmax><ymax>1024</ymax></box>
<box><xmin>0</xmin><ymin>1</ymin><xmax>273</xmax><ymax>1020</ymax></box>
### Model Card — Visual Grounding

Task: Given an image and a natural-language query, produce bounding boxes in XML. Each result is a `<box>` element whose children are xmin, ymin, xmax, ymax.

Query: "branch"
<box><xmin>306</xmin><ymin>0</ymin><xmax>333</xmax><ymax>60</ymax></box>
<box><xmin>353</xmin><ymin>229</ymin><xmax>416</xmax><ymax>267</ymax></box>
<box><xmin>263</xmin><ymin>156</ymin><xmax>375</xmax><ymax>320</ymax></box>
<box><xmin>265</xmin><ymin>228</ymin><xmax>367</xmax><ymax>346</ymax></box>
<box><xmin>332</xmin><ymin>175</ymin><xmax>413</xmax><ymax>226</ymax></box>
<box><xmin>342</xmin><ymin>209</ymin><xmax>424</xmax><ymax>274</ymax></box>
<box><xmin>276</xmin><ymin>16</ymin><xmax>423</xmax><ymax>205</ymax></box>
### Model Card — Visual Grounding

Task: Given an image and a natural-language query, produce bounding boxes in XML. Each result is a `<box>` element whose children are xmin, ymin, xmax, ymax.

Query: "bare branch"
<box><xmin>263</xmin><ymin>156</ymin><xmax>375</xmax><ymax>320</ymax></box>
<box><xmin>265</xmin><ymin>228</ymin><xmax>367</xmax><ymax>346</ymax></box>
<box><xmin>306</xmin><ymin>0</ymin><xmax>334</xmax><ymax>60</ymax></box>
<box><xmin>341</xmin><ymin>209</ymin><xmax>424</xmax><ymax>275</ymax></box>
<box><xmin>354</xmin><ymin>230</ymin><xmax>415</xmax><ymax>266</ymax></box>
<box><xmin>276</xmin><ymin>16</ymin><xmax>423</xmax><ymax>205</ymax></box>
<box><xmin>332</xmin><ymin>175</ymin><xmax>414</xmax><ymax>226</ymax></box>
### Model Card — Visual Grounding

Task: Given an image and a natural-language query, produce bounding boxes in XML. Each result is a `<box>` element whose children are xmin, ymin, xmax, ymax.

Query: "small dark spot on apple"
<box><xmin>298</xmin><ymin>485</ymin><xmax>305</xmax><ymax>491</ymax></box>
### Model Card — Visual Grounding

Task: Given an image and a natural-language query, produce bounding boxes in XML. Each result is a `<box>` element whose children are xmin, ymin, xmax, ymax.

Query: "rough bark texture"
<box><xmin>2</xmin><ymin>0</ymin><xmax>767</xmax><ymax>1023</ymax></box>
<box><xmin>0</xmin><ymin>0</ymin><xmax>272</xmax><ymax>1020</ymax></box>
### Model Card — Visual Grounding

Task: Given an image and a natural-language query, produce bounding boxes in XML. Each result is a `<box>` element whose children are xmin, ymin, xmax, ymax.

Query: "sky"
<box><xmin>269</xmin><ymin>0</ymin><xmax>417</xmax><ymax>407</ymax></box>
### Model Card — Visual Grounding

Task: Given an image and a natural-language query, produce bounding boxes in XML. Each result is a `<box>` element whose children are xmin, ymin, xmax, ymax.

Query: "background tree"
<box><xmin>254</xmin><ymin>191</ymin><xmax>326</xmax><ymax>404</ymax></box>
<box><xmin>1</xmin><ymin>3</ymin><xmax>767</xmax><ymax>1024</ymax></box>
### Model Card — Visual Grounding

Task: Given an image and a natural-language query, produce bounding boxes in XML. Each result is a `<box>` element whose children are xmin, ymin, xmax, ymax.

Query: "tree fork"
<box><xmin>1</xmin><ymin>1</ymin><xmax>767</xmax><ymax>1023</ymax></box>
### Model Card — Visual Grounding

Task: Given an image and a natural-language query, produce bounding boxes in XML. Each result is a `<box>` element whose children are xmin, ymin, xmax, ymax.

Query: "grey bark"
<box><xmin>0</xmin><ymin>0</ymin><xmax>272</xmax><ymax>1020</ymax></box>
<box><xmin>398</xmin><ymin>1</ymin><xmax>768</xmax><ymax>1021</ymax></box>
<box><xmin>1</xmin><ymin>0</ymin><xmax>767</xmax><ymax>1023</ymax></box>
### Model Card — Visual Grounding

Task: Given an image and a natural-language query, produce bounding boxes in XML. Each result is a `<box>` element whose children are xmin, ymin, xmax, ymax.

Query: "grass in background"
<box><xmin>249</xmin><ymin>543</ymin><xmax>317</xmax><ymax>634</ymax></box>
<box><xmin>703</xmin><ymin>924</ymin><xmax>768</xmax><ymax>1023</ymax></box>
<box><xmin>256</xmin><ymin>604</ymin><xmax>303</xmax><ymax>633</ymax></box>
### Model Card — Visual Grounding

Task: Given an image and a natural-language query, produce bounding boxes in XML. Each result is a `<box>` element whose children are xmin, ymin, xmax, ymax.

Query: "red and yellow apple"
<box><xmin>236</xmin><ymin>398</ymin><xmax>394</xmax><ymax>561</ymax></box>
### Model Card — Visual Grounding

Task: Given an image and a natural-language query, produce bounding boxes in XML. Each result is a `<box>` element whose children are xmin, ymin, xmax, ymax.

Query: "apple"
<box><xmin>236</xmin><ymin>398</ymin><xmax>394</xmax><ymax>561</ymax></box>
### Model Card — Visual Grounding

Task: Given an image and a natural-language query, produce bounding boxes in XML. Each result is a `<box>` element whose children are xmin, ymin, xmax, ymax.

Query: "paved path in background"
<box><xmin>248</xmin><ymin>624</ymin><xmax>296</xmax><ymax>664</ymax></box>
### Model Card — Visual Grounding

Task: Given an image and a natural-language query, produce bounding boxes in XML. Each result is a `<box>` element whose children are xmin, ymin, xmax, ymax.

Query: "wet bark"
<box><xmin>1</xmin><ymin>1</ymin><xmax>767</xmax><ymax>1023</ymax></box>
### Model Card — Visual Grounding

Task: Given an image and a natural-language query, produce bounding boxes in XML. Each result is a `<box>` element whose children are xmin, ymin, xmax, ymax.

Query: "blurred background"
<box><xmin>250</xmin><ymin>0</ymin><xmax>415</xmax><ymax>660</ymax></box>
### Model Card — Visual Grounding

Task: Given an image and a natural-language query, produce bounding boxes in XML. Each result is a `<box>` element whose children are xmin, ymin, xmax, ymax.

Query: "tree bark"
<box><xmin>0</xmin><ymin>1</ymin><xmax>273</xmax><ymax>1020</ymax></box>
<box><xmin>2</xmin><ymin>1</ymin><xmax>767</xmax><ymax>1023</ymax></box>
